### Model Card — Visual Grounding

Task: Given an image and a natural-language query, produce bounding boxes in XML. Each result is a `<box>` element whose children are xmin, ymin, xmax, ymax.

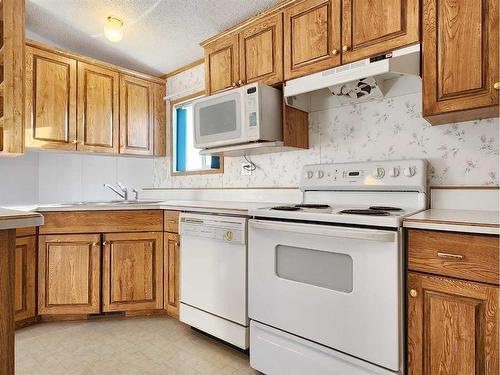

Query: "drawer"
<box><xmin>407</xmin><ymin>229</ymin><xmax>499</xmax><ymax>285</ymax></box>
<box><xmin>164</xmin><ymin>210</ymin><xmax>180</xmax><ymax>233</ymax></box>
<box><xmin>16</xmin><ymin>227</ymin><xmax>37</xmax><ymax>237</ymax></box>
<box><xmin>40</xmin><ymin>210</ymin><xmax>163</xmax><ymax>234</ymax></box>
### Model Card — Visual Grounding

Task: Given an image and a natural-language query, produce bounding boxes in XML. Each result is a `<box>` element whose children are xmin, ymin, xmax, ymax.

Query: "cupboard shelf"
<box><xmin>199</xmin><ymin>141</ymin><xmax>303</xmax><ymax>157</ymax></box>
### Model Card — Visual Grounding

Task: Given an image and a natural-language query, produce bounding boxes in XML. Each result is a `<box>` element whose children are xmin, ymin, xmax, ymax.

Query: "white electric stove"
<box><xmin>248</xmin><ymin>159</ymin><xmax>428</xmax><ymax>375</ymax></box>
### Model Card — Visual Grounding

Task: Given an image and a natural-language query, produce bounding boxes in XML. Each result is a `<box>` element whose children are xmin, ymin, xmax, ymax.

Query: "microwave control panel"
<box><xmin>246</xmin><ymin>86</ymin><xmax>259</xmax><ymax>137</ymax></box>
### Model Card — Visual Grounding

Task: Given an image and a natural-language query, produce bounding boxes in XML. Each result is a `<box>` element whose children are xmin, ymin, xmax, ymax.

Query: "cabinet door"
<box><xmin>239</xmin><ymin>13</ymin><xmax>283</xmax><ymax>86</ymax></box>
<box><xmin>103</xmin><ymin>232</ymin><xmax>163</xmax><ymax>312</ymax></box>
<box><xmin>284</xmin><ymin>0</ymin><xmax>341</xmax><ymax>80</ymax></box>
<box><xmin>341</xmin><ymin>0</ymin><xmax>419</xmax><ymax>63</ymax></box>
<box><xmin>77</xmin><ymin>62</ymin><xmax>119</xmax><ymax>153</ymax></box>
<box><xmin>164</xmin><ymin>233</ymin><xmax>180</xmax><ymax>318</ymax></box>
<box><xmin>204</xmin><ymin>34</ymin><xmax>239</xmax><ymax>95</ymax></box>
<box><xmin>119</xmin><ymin>74</ymin><xmax>154</xmax><ymax>155</ymax></box>
<box><xmin>38</xmin><ymin>234</ymin><xmax>101</xmax><ymax>315</ymax></box>
<box><xmin>25</xmin><ymin>46</ymin><xmax>77</xmax><ymax>150</ymax></box>
<box><xmin>408</xmin><ymin>272</ymin><xmax>499</xmax><ymax>375</ymax></box>
<box><xmin>422</xmin><ymin>0</ymin><xmax>499</xmax><ymax>125</ymax></box>
<box><xmin>15</xmin><ymin>236</ymin><xmax>36</xmax><ymax>323</ymax></box>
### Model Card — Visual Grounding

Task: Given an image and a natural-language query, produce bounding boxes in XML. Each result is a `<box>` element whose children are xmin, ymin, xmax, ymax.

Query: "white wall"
<box><xmin>0</xmin><ymin>152</ymin><xmax>39</xmax><ymax>205</ymax></box>
<box><xmin>0</xmin><ymin>151</ymin><xmax>156</xmax><ymax>206</ymax></box>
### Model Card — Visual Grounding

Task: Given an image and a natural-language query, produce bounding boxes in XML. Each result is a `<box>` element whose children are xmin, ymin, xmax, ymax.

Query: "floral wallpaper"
<box><xmin>155</xmin><ymin>66</ymin><xmax>499</xmax><ymax>188</ymax></box>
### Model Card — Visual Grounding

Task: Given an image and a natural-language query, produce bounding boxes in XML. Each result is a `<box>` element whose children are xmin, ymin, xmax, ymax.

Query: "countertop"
<box><xmin>7</xmin><ymin>200</ymin><xmax>277</xmax><ymax>216</ymax></box>
<box><xmin>404</xmin><ymin>209</ymin><xmax>500</xmax><ymax>235</ymax></box>
<box><xmin>0</xmin><ymin>208</ymin><xmax>44</xmax><ymax>230</ymax></box>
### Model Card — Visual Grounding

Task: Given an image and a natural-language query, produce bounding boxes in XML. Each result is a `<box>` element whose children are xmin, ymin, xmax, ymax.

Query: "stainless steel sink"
<box><xmin>57</xmin><ymin>200</ymin><xmax>163</xmax><ymax>207</ymax></box>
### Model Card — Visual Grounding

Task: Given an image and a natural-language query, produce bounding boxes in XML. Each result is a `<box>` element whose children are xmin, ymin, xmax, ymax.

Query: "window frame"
<box><xmin>169</xmin><ymin>91</ymin><xmax>224</xmax><ymax>176</ymax></box>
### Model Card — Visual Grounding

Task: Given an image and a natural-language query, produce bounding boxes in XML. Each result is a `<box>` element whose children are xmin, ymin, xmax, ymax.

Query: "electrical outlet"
<box><xmin>241</xmin><ymin>162</ymin><xmax>252</xmax><ymax>176</ymax></box>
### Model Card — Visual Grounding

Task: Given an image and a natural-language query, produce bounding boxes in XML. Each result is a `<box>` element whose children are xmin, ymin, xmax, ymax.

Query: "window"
<box><xmin>170</xmin><ymin>92</ymin><xmax>222</xmax><ymax>175</ymax></box>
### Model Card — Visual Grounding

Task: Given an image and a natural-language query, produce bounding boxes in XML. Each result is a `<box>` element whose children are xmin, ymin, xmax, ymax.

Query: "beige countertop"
<box><xmin>404</xmin><ymin>209</ymin><xmax>500</xmax><ymax>235</ymax></box>
<box><xmin>6</xmin><ymin>200</ymin><xmax>277</xmax><ymax>216</ymax></box>
<box><xmin>0</xmin><ymin>208</ymin><xmax>44</xmax><ymax>230</ymax></box>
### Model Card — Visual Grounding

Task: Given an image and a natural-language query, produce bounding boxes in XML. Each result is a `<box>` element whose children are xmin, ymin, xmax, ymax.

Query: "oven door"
<box><xmin>193</xmin><ymin>89</ymin><xmax>246</xmax><ymax>148</ymax></box>
<box><xmin>248</xmin><ymin>219</ymin><xmax>402</xmax><ymax>372</ymax></box>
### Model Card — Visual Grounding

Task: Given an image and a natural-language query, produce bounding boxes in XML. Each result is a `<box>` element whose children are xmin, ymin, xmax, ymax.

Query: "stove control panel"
<box><xmin>300</xmin><ymin>159</ymin><xmax>427</xmax><ymax>192</ymax></box>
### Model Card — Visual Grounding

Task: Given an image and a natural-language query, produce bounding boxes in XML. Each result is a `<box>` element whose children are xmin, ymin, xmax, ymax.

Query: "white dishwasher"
<box><xmin>179</xmin><ymin>212</ymin><xmax>248</xmax><ymax>349</ymax></box>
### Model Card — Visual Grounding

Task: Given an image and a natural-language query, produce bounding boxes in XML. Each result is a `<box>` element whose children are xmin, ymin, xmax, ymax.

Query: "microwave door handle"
<box><xmin>250</xmin><ymin>220</ymin><xmax>397</xmax><ymax>242</ymax></box>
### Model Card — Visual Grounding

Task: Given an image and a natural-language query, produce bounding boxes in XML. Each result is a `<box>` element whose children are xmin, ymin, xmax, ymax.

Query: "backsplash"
<box><xmin>155</xmin><ymin>66</ymin><xmax>499</xmax><ymax>188</ymax></box>
<box><xmin>0</xmin><ymin>152</ymin><xmax>155</xmax><ymax>205</ymax></box>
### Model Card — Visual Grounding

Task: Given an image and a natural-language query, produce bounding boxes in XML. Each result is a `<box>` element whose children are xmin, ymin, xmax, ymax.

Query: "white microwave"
<box><xmin>193</xmin><ymin>83</ymin><xmax>283</xmax><ymax>149</ymax></box>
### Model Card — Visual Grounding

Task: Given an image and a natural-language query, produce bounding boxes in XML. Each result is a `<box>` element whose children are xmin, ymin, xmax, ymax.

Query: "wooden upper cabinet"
<box><xmin>102</xmin><ymin>232</ymin><xmax>163</xmax><ymax>312</ymax></box>
<box><xmin>153</xmin><ymin>82</ymin><xmax>167</xmax><ymax>157</ymax></box>
<box><xmin>25</xmin><ymin>46</ymin><xmax>77</xmax><ymax>150</ymax></box>
<box><xmin>119</xmin><ymin>74</ymin><xmax>154</xmax><ymax>155</ymax></box>
<box><xmin>283</xmin><ymin>0</ymin><xmax>341</xmax><ymax>80</ymax></box>
<box><xmin>205</xmin><ymin>34</ymin><xmax>240</xmax><ymax>95</ymax></box>
<box><xmin>0</xmin><ymin>0</ymin><xmax>25</xmax><ymax>155</ymax></box>
<box><xmin>77</xmin><ymin>62</ymin><xmax>119</xmax><ymax>153</ymax></box>
<box><xmin>341</xmin><ymin>0</ymin><xmax>419</xmax><ymax>63</ymax></box>
<box><xmin>422</xmin><ymin>0</ymin><xmax>499</xmax><ymax>125</ymax></box>
<box><xmin>284</xmin><ymin>0</ymin><xmax>341</xmax><ymax>80</ymax></box>
<box><xmin>15</xmin><ymin>236</ymin><xmax>36</xmax><ymax>323</ymax></box>
<box><xmin>38</xmin><ymin>234</ymin><xmax>101</xmax><ymax>315</ymax></box>
<box><xmin>408</xmin><ymin>272</ymin><xmax>499</xmax><ymax>375</ymax></box>
<box><xmin>239</xmin><ymin>13</ymin><xmax>283</xmax><ymax>86</ymax></box>
<box><xmin>164</xmin><ymin>232</ymin><xmax>180</xmax><ymax>318</ymax></box>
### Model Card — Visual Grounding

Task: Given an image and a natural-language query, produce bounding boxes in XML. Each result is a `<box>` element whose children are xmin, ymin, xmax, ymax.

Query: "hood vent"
<box><xmin>329</xmin><ymin>77</ymin><xmax>383</xmax><ymax>104</ymax></box>
<box><xmin>284</xmin><ymin>44</ymin><xmax>421</xmax><ymax>111</ymax></box>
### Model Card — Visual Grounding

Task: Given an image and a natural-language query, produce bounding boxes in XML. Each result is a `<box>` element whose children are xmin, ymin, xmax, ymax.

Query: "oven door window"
<box><xmin>275</xmin><ymin>245</ymin><xmax>353</xmax><ymax>293</ymax></box>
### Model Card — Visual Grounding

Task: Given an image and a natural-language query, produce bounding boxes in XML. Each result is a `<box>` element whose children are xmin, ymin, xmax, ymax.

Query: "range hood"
<box><xmin>284</xmin><ymin>44</ymin><xmax>421</xmax><ymax>110</ymax></box>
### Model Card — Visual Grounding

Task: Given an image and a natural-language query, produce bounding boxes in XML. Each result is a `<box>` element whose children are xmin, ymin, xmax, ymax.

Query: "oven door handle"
<box><xmin>250</xmin><ymin>220</ymin><xmax>397</xmax><ymax>242</ymax></box>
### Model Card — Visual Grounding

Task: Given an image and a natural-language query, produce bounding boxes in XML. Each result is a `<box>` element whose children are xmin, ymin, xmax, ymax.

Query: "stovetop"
<box><xmin>250</xmin><ymin>159</ymin><xmax>428</xmax><ymax>228</ymax></box>
<box><xmin>251</xmin><ymin>204</ymin><xmax>420</xmax><ymax>228</ymax></box>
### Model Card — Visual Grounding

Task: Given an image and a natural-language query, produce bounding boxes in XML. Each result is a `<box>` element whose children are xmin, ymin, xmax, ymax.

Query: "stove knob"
<box><xmin>317</xmin><ymin>170</ymin><xmax>325</xmax><ymax>179</ymax></box>
<box><xmin>389</xmin><ymin>167</ymin><xmax>400</xmax><ymax>177</ymax></box>
<box><xmin>306</xmin><ymin>170</ymin><xmax>314</xmax><ymax>179</ymax></box>
<box><xmin>372</xmin><ymin>167</ymin><xmax>385</xmax><ymax>179</ymax></box>
<box><xmin>403</xmin><ymin>167</ymin><xmax>416</xmax><ymax>177</ymax></box>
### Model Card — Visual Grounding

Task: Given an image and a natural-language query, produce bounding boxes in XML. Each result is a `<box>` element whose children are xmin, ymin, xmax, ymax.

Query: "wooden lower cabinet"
<box><xmin>164</xmin><ymin>233</ymin><xmax>180</xmax><ymax>318</ymax></box>
<box><xmin>38</xmin><ymin>234</ymin><xmax>101</xmax><ymax>315</ymax></box>
<box><xmin>102</xmin><ymin>232</ymin><xmax>163</xmax><ymax>312</ymax></box>
<box><xmin>15</xmin><ymin>236</ymin><xmax>36</xmax><ymax>323</ymax></box>
<box><xmin>407</xmin><ymin>272</ymin><xmax>499</xmax><ymax>374</ymax></box>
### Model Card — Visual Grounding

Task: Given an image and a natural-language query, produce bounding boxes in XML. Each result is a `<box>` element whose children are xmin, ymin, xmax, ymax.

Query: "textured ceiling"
<box><xmin>26</xmin><ymin>0</ymin><xmax>279</xmax><ymax>76</ymax></box>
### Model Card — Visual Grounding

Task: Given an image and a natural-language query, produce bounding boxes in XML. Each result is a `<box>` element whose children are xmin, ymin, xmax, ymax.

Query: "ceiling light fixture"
<box><xmin>104</xmin><ymin>16</ymin><xmax>123</xmax><ymax>42</ymax></box>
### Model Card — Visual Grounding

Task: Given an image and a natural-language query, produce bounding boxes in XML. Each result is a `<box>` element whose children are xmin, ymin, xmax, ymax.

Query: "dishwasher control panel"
<box><xmin>179</xmin><ymin>214</ymin><xmax>247</xmax><ymax>244</ymax></box>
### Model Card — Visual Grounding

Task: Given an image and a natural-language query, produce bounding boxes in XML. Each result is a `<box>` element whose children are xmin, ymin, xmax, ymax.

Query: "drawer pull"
<box><xmin>409</xmin><ymin>289</ymin><xmax>418</xmax><ymax>298</ymax></box>
<box><xmin>437</xmin><ymin>252</ymin><xmax>464</xmax><ymax>260</ymax></box>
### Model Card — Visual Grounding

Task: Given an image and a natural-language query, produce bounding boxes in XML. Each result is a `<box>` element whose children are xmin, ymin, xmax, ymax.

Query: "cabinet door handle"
<box><xmin>92</xmin><ymin>242</ymin><xmax>99</xmax><ymax>247</ymax></box>
<box><xmin>494</xmin><ymin>82</ymin><xmax>500</xmax><ymax>90</ymax></box>
<box><xmin>72</xmin><ymin>139</ymin><xmax>78</xmax><ymax>144</ymax></box>
<box><xmin>103</xmin><ymin>241</ymin><xmax>108</xmax><ymax>246</ymax></box>
<box><xmin>232</xmin><ymin>82</ymin><xmax>237</xmax><ymax>87</ymax></box>
<box><xmin>175</xmin><ymin>242</ymin><xmax>180</xmax><ymax>246</ymax></box>
<box><xmin>331</xmin><ymin>49</ymin><xmax>338</xmax><ymax>55</ymax></box>
<box><xmin>238</xmin><ymin>80</ymin><xmax>244</xmax><ymax>86</ymax></box>
<box><xmin>437</xmin><ymin>252</ymin><xmax>464</xmax><ymax>260</ymax></box>
<box><xmin>409</xmin><ymin>289</ymin><xmax>418</xmax><ymax>298</ymax></box>
<box><xmin>342</xmin><ymin>45</ymin><xmax>350</xmax><ymax>52</ymax></box>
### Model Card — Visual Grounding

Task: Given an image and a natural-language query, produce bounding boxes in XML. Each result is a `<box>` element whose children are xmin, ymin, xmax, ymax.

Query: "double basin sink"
<box><xmin>56</xmin><ymin>200</ymin><xmax>164</xmax><ymax>208</ymax></box>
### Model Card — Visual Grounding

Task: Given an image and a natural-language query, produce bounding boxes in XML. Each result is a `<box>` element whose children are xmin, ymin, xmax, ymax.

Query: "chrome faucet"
<box><xmin>104</xmin><ymin>182</ymin><xmax>129</xmax><ymax>200</ymax></box>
